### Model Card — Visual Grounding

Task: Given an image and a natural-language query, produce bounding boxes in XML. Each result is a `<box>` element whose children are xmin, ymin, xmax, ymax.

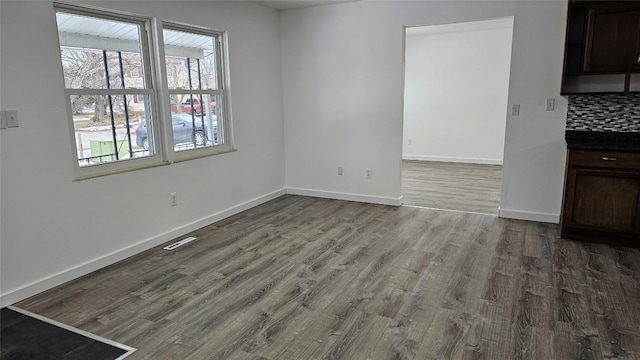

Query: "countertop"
<box><xmin>565</xmin><ymin>130</ymin><xmax>640</xmax><ymax>152</ymax></box>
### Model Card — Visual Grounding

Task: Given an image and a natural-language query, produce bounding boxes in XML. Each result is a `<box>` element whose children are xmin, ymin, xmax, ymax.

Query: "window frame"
<box><xmin>55</xmin><ymin>2</ymin><xmax>167</xmax><ymax>179</ymax></box>
<box><xmin>53</xmin><ymin>2</ymin><xmax>235</xmax><ymax>180</ymax></box>
<box><xmin>160</xmin><ymin>21</ymin><xmax>234</xmax><ymax>162</ymax></box>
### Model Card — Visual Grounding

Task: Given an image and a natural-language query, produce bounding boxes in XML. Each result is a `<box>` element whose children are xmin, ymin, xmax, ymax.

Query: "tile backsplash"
<box><xmin>566</xmin><ymin>94</ymin><xmax>640</xmax><ymax>132</ymax></box>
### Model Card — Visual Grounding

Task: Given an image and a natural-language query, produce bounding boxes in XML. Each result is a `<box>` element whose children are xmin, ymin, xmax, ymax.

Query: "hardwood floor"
<box><xmin>17</xmin><ymin>195</ymin><xmax>640</xmax><ymax>359</ymax></box>
<box><xmin>402</xmin><ymin>160</ymin><xmax>502</xmax><ymax>214</ymax></box>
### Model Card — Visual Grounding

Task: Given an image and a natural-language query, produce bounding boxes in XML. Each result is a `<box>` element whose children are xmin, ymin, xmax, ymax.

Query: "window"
<box><xmin>162</xmin><ymin>24</ymin><xmax>228</xmax><ymax>157</ymax></box>
<box><xmin>55</xmin><ymin>5</ymin><xmax>160</xmax><ymax>177</ymax></box>
<box><xmin>54</xmin><ymin>3</ymin><xmax>232</xmax><ymax>179</ymax></box>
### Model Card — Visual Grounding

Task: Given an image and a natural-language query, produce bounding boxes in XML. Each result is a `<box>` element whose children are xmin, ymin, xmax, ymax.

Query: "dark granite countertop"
<box><xmin>565</xmin><ymin>130</ymin><xmax>640</xmax><ymax>152</ymax></box>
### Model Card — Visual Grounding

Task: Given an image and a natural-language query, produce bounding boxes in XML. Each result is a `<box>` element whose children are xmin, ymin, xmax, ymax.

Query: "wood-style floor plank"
<box><xmin>402</xmin><ymin>160</ymin><xmax>502</xmax><ymax>214</ymax></box>
<box><xmin>15</xmin><ymin>195</ymin><xmax>640</xmax><ymax>360</ymax></box>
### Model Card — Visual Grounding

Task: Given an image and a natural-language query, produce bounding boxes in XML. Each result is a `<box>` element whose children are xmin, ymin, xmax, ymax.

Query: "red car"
<box><xmin>181</xmin><ymin>98</ymin><xmax>216</xmax><ymax>114</ymax></box>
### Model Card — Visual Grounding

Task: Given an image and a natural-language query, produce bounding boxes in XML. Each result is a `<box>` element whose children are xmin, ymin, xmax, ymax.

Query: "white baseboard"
<box><xmin>402</xmin><ymin>155</ymin><xmax>503</xmax><ymax>165</ymax></box>
<box><xmin>287</xmin><ymin>187</ymin><xmax>402</xmax><ymax>206</ymax></box>
<box><xmin>0</xmin><ymin>188</ymin><xmax>287</xmax><ymax>307</ymax></box>
<box><xmin>498</xmin><ymin>207</ymin><xmax>560</xmax><ymax>224</ymax></box>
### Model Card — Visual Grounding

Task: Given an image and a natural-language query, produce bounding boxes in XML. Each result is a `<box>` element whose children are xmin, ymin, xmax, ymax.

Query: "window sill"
<box><xmin>72</xmin><ymin>148</ymin><xmax>237</xmax><ymax>181</ymax></box>
<box><xmin>172</xmin><ymin>146</ymin><xmax>237</xmax><ymax>163</ymax></box>
<box><xmin>73</xmin><ymin>160</ymin><xmax>171</xmax><ymax>181</ymax></box>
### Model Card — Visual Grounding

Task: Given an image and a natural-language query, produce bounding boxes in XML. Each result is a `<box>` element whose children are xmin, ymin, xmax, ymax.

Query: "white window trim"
<box><xmin>55</xmin><ymin>2</ymin><xmax>167</xmax><ymax>180</ymax></box>
<box><xmin>160</xmin><ymin>21</ymin><xmax>234</xmax><ymax>163</ymax></box>
<box><xmin>54</xmin><ymin>2</ymin><xmax>236</xmax><ymax>180</ymax></box>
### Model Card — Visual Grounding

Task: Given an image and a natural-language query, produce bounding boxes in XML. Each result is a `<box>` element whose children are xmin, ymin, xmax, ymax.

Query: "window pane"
<box><xmin>163</xmin><ymin>29</ymin><xmax>218</xmax><ymax>90</ymax></box>
<box><xmin>169</xmin><ymin>93</ymin><xmax>222</xmax><ymax>151</ymax></box>
<box><xmin>56</xmin><ymin>12</ymin><xmax>145</xmax><ymax>89</ymax></box>
<box><xmin>71</xmin><ymin>94</ymin><xmax>154</xmax><ymax>166</ymax></box>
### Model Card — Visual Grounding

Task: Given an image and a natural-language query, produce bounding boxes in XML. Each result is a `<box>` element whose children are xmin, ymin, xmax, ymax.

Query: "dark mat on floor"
<box><xmin>1</xmin><ymin>307</ymin><xmax>132</xmax><ymax>360</ymax></box>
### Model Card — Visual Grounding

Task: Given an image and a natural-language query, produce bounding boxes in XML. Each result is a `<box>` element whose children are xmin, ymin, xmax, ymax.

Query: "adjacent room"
<box><xmin>402</xmin><ymin>18</ymin><xmax>513</xmax><ymax>214</ymax></box>
<box><xmin>2</xmin><ymin>0</ymin><xmax>640</xmax><ymax>359</ymax></box>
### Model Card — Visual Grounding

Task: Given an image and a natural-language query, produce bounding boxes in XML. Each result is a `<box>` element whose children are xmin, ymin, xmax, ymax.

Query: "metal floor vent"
<box><xmin>163</xmin><ymin>237</ymin><xmax>197</xmax><ymax>250</ymax></box>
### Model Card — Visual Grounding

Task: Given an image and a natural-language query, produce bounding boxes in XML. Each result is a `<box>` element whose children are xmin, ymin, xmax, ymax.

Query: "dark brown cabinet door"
<box><xmin>564</xmin><ymin>168</ymin><xmax>640</xmax><ymax>235</ymax></box>
<box><xmin>584</xmin><ymin>7</ymin><xmax>640</xmax><ymax>72</ymax></box>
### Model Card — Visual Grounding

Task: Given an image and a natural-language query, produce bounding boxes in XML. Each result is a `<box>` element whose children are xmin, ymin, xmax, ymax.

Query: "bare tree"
<box><xmin>165</xmin><ymin>56</ymin><xmax>193</xmax><ymax>112</ymax></box>
<box><xmin>61</xmin><ymin>47</ymin><xmax>142</xmax><ymax>124</ymax></box>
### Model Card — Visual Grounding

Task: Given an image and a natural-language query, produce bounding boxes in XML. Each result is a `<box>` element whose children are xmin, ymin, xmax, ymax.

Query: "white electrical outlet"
<box><xmin>512</xmin><ymin>104</ymin><xmax>520</xmax><ymax>116</ymax></box>
<box><xmin>366</xmin><ymin>168</ymin><xmax>372</xmax><ymax>179</ymax></box>
<box><xmin>408</xmin><ymin>138</ymin><xmax>413</xmax><ymax>145</ymax></box>
<box><xmin>337</xmin><ymin>166</ymin><xmax>343</xmax><ymax>176</ymax></box>
<box><xmin>170</xmin><ymin>192</ymin><xmax>178</xmax><ymax>207</ymax></box>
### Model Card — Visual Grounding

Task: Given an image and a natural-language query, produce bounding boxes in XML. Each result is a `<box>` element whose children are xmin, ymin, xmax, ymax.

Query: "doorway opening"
<box><xmin>401</xmin><ymin>17</ymin><xmax>514</xmax><ymax>215</ymax></box>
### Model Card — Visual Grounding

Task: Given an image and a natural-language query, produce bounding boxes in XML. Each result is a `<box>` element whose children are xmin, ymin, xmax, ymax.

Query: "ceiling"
<box><xmin>250</xmin><ymin>0</ymin><xmax>360</xmax><ymax>10</ymax></box>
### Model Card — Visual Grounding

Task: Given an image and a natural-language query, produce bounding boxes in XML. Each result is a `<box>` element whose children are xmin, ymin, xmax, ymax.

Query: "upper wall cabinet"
<box><xmin>584</xmin><ymin>7</ymin><xmax>640</xmax><ymax>72</ymax></box>
<box><xmin>562</xmin><ymin>1</ymin><xmax>640</xmax><ymax>94</ymax></box>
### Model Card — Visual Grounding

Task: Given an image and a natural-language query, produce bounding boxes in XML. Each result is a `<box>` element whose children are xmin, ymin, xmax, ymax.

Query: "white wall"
<box><xmin>402</xmin><ymin>21</ymin><xmax>513</xmax><ymax>164</ymax></box>
<box><xmin>281</xmin><ymin>0</ymin><xmax>568</xmax><ymax>221</ymax></box>
<box><xmin>0</xmin><ymin>0</ymin><xmax>285</xmax><ymax>305</ymax></box>
<box><xmin>499</xmin><ymin>1</ymin><xmax>569</xmax><ymax>222</ymax></box>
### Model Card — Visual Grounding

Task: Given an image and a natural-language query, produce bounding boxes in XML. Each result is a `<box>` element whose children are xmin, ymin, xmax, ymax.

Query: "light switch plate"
<box><xmin>0</xmin><ymin>110</ymin><xmax>7</xmax><ymax>129</ymax></box>
<box><xmin>5</xmin><ymin>110</ymin><xmax>18</xmax><ymax>128</ymax></box>
<box><xmin>545</xmin><ymin>98</ymin><xmax>555</xmax><ymax>111</ymax></box>
<box><xmin>512</xmin><ymin>104</ymin><xmax>520</xmax><ymax>116</ymax></box>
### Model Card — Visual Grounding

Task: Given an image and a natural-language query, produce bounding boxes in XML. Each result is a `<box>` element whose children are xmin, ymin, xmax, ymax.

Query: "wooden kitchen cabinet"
<box><xmin>583</xmin><ymin>6</ymin><xmax>640</xmax><ymax>73</ymax></box>
<box><xmin>562</xmin><ymin>149</ymin><xmax>640</xmax><ymax>246</ymax></box>
<box><xmin>561</xmin><ymin>1</ymin><xmax>640</xmax><ymax>94</ymax></box>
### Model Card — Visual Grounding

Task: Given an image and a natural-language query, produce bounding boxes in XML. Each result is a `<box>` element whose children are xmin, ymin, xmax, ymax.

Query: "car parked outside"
<box><xmin>135</xmin><ymin>114</ymin><xmax>218</xmax><ymax>150</ymax></box>
<box><xmin>181</xmin><ymin>97</ymin><xmax>216</xmax><ymax>115</ymax></box>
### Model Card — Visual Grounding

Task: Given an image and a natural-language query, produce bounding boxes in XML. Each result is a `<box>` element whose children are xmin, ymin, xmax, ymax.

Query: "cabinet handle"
<box><xmin>601</xmin><ymin>157</ymin><xmax>617</xmax><ymax>161</ymax></box>
<box><xmin>637</xmin><ymin>54</ymin><xmax>640</xmax><ymax>65</ymax></box>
